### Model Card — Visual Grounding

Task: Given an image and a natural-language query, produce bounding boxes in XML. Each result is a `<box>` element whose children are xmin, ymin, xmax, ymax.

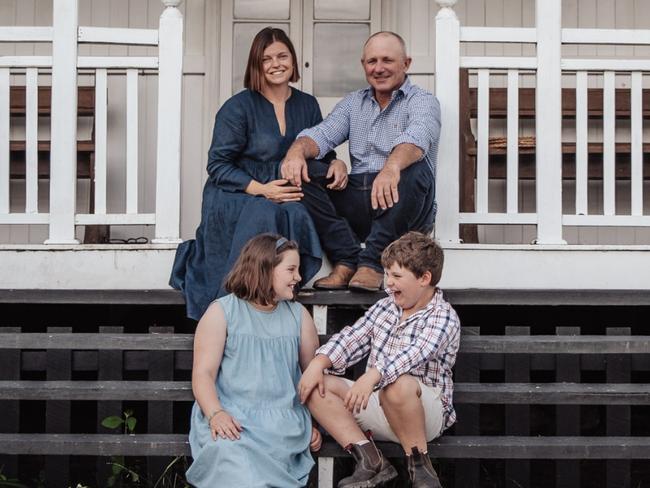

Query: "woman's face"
<box><xmin>272</xmin><ymin>249</ymin><xmax>301</xmax><ymax>301</ymax></box>
<box><xmin>261</xmin><ymin>41</ymin><xmax>294</xmax><ymax>89</ymax></box>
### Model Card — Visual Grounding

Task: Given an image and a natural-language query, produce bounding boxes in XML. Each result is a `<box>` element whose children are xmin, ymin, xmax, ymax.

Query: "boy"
<box><xmin>299</xmin><ymin>232</ymin><xmax>460</xmax><ymax>488</ymax></box>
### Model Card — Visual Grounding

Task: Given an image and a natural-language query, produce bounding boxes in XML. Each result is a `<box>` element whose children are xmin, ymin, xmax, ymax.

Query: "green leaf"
<box><xmin>111</xmin><ymin>463</ymin><xmax>123</xmax><ymax>476</ymax></box>
<box><xmin>102</xmin><ymin>416</ymin><xmax>124</xmax><ymax>430</ymax></box>
<box><xmin>106</xmin><ymin>475</ymin><xmax>116</xmax><ymax>488</ymax></box>
<box><xmin>124</xmin><ymin>409</ymin><xmax>133</xmax><ymax>418</ymax></box>
<box><xmin>126</xmin><ymin>416</ymin><xmax>137</xmax><ymax>433</ymax></box>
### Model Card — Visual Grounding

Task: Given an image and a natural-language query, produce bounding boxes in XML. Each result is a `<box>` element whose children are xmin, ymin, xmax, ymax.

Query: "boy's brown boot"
<box><xmin>338</xmin><ymin>439</ymin><xmax>397</xmax><ymax>488</ymax></box>
<box><xmin>407</xmin><ymin>446</ymin><xmax>442</xmax><ymax>488</ymax></box>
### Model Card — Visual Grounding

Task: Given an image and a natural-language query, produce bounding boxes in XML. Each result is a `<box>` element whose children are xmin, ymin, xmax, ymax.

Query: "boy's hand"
<box><xmin>298</xmin><ymin>362</ymin><xmax>325</xmax><ymax>404</ymax></box>
<box><xmin>344</xmin><ymin>368</ymin><xmax>381</xmax><ymax>414</ymax></box>
<box><xmin>310</xmin><ymin>426</ymin><xmax>322</xmax><ymax>452</ymax></box>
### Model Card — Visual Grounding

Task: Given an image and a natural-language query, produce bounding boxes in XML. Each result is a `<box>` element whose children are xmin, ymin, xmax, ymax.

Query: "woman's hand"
<box><xmin>261</xmin><ymin>179</ymin><xmax>304</xmax><ymax>203</ymax></box>
<box><xmin>343</xmin><ymin>369</ymin><xmax>380</xmax><ymax>414</ymax></box>
<box><xmin>310</xmin><ymin>426</ymin><xmax>322</xmax><ymax>452</ymax></box>
<box><xmin>326</xmin><ymin>159</ymin><xmax>348</xmax><ymax>190</ymax></box>
<box><xmin>208</xmin><ymin>410</ymin><xmax>243</xmax><ymax>441</ymax></box>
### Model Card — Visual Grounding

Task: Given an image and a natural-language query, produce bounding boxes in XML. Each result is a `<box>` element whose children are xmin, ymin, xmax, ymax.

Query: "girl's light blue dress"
<box><xmin>186</xmin><ymin>294</ymin><xmax>313</xmax><ymax>488</ymax></box>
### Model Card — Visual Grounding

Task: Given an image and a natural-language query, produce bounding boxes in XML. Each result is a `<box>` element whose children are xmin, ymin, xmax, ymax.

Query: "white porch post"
<box><xmin>534</xmin><ymin>0</ymin><xmax>565</xmax><ymax>244</ymax></box>
<box><xmin>46</xmin><ymin>0</ymin><xmax>79</xmax><ymax>244</ymax></box>
<box><xmin>434</xmin><ymin>0</ymin><xmax>461</xmax><ymax>243</ymax></box>
<box><xmin>152</xmin><ymin>0</ymin><xmax>183</xmax><ymax>244</ymax></box>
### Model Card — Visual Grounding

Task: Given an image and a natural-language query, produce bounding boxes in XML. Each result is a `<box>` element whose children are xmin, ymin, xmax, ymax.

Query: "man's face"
<box><xmin>361</xmin><ymin>35</ymin><xmax>411</xmax><ymax>99</ymax></box>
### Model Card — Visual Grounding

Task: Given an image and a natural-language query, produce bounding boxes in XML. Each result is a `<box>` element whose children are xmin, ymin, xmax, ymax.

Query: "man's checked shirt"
<box><xmin>316</xmin><ymin>288</ymin><xmax>461</xmax><ymax>430</ymax></box>
<box><xmin>298</xmin><ymin>77</ymin><xmax>441</xmax><ymax>176</ymax></box>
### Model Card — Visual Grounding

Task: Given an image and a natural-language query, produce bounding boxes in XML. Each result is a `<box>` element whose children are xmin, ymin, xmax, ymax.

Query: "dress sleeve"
<box><xmin>206</xmin><ymin>98</ymin><xmax>254</xmax><ymax>192</ymax></box>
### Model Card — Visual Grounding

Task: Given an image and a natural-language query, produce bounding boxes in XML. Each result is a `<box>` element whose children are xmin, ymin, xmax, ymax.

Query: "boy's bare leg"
<box><xmin>307</xmin><ymin>375</ymin><xmax>367</xmax><ymax>446</ymax></box>
<box><xmin>379</xmin><ymin>375</ymin><xmax>428</xmax><ymax>452</ymax></box>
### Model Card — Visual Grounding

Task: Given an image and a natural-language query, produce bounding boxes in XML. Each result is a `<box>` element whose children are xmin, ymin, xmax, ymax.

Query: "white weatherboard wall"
<box><xmin>2</xmin><ymin>0</ymin><xmax>650</xmax><ymax>245</ymax></box>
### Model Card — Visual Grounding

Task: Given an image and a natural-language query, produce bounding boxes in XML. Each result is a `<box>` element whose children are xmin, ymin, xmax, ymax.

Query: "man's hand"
<box><xmin>371</xmin><ymin>163</ymin><xmax>400</xmax><ymax>210</ymax></box>
<box><xmin>260</xmin><ymin>179</ymin><xmax>303</xmax><ymax>203</ymax></box>
<box><xmin>310</xmin><ymin>426</ymin><xmax>322</xmax><ymax>452</ymax></box>
<box><xmin>343</xmin><ymin>369</ymin><xmax>381</xmax><ymax>414</ymax></box>
<box><xmin>298</xmin><ymin>362</ymin><xmax>325</xmax><ymax>404</ymax></box>
<box><xmin>280</xmin><ymin>154</ymin><xmax>310</xmax><ymax>187</ymax></box>
<box><xmin>326</xmin><ymin>159</ymin><xmax>348</xmax><ymax>190</ymax></box>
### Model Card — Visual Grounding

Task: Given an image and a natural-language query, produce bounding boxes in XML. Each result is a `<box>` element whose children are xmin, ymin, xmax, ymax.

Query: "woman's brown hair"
<box><xmin>223</xmin><ymin>233</ymin><xmax>299</xmax><ymax>305</ymax></box>
<box><xmin>244</xmin><ymin>27</ymin><xmax>300</xmax><ymax>92</ymax></box>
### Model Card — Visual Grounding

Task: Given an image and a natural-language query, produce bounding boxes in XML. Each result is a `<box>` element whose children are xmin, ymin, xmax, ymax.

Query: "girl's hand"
<box><xmin>310</xmin><ymin>426</ymin><xmax>322</xmax><ymax>452</ymax></box>
<box><xmin>298</xmin><ymin>363</ymin><xmax>325</xmax><ymax>404</ymax></box>
<box><xmin>344</xmin><ymin>369</ymin><xmax>380</xmax><ymax>414</ymax></box>
<box><xmin>262</xmin><ymin>179</ymin><xmax>304</xmax><ymax>203</ymax></box>
<box><xmin>208</xmin><ymin>410</ymin><xmax>243</xmax><ymax>441</ymax></box>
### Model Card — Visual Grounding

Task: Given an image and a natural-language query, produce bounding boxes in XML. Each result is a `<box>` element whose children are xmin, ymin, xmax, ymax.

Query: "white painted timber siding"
<box><xmin>3</xmin><ymin>0</ymin><xmax>650</xmax><ymax>246</ymax></box>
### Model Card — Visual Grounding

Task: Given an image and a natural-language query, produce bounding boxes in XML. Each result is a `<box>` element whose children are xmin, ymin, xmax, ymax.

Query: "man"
<box><xmin>280</xmin><ymin>31</ymin><xmax>440</xmax><ymax>291</ymax></box>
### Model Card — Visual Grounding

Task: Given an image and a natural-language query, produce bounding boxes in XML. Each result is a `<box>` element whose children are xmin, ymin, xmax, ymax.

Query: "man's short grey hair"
<box><xmin>362</xmin><ymin>31</ymin><xmax>408</xmax><ymax>59</ymax></box>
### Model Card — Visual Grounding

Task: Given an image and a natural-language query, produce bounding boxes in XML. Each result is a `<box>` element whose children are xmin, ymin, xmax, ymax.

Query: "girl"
<box><xmin>186</xmin><ymin>234</ymin><xmax>322</xmax><ymax>487</ymax></box>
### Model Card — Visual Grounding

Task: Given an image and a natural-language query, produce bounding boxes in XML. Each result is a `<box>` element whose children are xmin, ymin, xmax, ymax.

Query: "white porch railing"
<box><xmin>435</xmin><ymin>0</ymin><xmax>650</xmax><ymax>245</ymax></box>
<box><xmin>0</xmin><ymin>0</ymin><xmax>182</xmax><ymax>244</ymax></box>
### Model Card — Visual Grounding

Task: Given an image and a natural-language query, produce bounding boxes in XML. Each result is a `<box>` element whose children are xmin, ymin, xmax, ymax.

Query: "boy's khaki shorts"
<box><xmin>341</xmin><ymin>377</ymin><xmax>444</xmax><ymax>443</ymax></box>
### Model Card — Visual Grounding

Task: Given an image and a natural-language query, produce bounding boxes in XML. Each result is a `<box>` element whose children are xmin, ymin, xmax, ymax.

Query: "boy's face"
<box><xmin>384</xmin><ymin>262</ymin><xmax>434</xmax><ymax>313</ymax></box>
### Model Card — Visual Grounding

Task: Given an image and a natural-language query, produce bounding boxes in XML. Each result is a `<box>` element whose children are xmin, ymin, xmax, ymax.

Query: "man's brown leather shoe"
<box><xmin>348</xmin><ymin>266</ymin><xmax>384</xmax><ymax>292</ymax></box>
<box><xmin>313</xmin><ymin>264</ymin><xmax>356</xmax><ymax>290</ymax></box>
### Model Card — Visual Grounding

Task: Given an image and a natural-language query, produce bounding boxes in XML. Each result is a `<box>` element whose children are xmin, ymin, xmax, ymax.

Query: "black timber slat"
<box><xmin>4</xmin><ymin>333</ymin><xmax>649</xmax><ymax>353</ymax></box>
<box><xmin>97</xmin><ymin>326</ymin><xmax>124</xmax><ymax>486</ymax></box>
<box><xmin>4</xmin><ymin>435</ymin><xmax>650</xmax><ymax>459</ymax></box>
<box><xmin>0</xmin><ymin>327</ymin><xmax>20</xmax><ymax>478</ymax></box>
<box><xmin>505</xmin><ymin>326</ymin><xmax>530</xmax><ymax>488</ymax></box>
<box><xmin>1</xmin><ymin>381</ymin><xmax>647</xmax><ymax>404</ymax></box>
<box><xmin>454</xmin><ymin>326</ymin><xmax>480</xmax><ymax>488</ymax></box>
<box><xmin>5</xmin><ymin>288</ymin><xmax>650</xmax><ymax>306</ymax></box>
<box><xmin>148</xmin><ymin>326</ymin><xmax>176</xmax><ymax>481</ymax></box>
<box><xmin>319</xmin><ymin>437</ymin><xmax>650</xmax><ymax>459</ymax></box>
<box><xmin>555</xmin><ymin>327</ymin><xmax>581</xmax><ymax>488</ymax></box>
<box><xmin>607</xmin><ymin>327</ymin><xmax>632</xmax><ymax>488</ymax></box>
<box><xmin>45</xmin><ymin>326</ymin><xmax>71</xmax><ymax>487</ymax></box>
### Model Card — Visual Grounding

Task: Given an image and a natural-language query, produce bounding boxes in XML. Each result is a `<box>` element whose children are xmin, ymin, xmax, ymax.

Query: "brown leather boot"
<box><xmin>407</xmin><ymin>447</ymin><xmax>442</xmax><ymax>488</ymax></box>
<box><xmin>348</xmin><ymin>266</ymin><xmax>384</xmax><ymax>292</ymax></box>
<box><xmin>313</xmin><ymin>264</ymin><xmax>355</xmax><ymax>290</ymax></box>
<box><xmin>338</xmin><ymin>439</ymin><xmax>398</xmax><ymax>488</ymax></box>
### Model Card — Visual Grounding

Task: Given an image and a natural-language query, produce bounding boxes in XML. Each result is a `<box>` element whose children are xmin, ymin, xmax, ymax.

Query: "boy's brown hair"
<box><xmin>381</xmin><ymin>231</ymin><xmax>444</xmax><ymax>286</ymax></box>
<box><xmin>223</xmin><ymin>233</ymin><xmax>298</xmax><ymax>305</ymax></box>
<box><xmin>244</xmin><ymin>27</ymin><xmax>300</xmax><ymax>92</ymax></box>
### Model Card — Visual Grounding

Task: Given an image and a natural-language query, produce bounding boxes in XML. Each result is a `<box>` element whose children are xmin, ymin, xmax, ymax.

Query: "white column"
<box><xmin>534</xmin><ymin>0</ymin><xmax>565</xmax><ymax>244</ymax></box>
<box><xmin>152</xmin><ymin>0</ymin><xmax>183</xmax><ymax>244</ymax></box>
<box><xmin>434</xmin><ymin>0</ymin><xmax>460</xmax><ymax>243</ymax></box>
<box><xmin>46</xmin><ymin>0</ymin><xmax>79</xmax><ymax>244</ymax></box>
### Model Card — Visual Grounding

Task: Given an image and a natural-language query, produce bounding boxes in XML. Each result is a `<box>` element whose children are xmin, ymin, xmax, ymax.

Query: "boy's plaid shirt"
<box><xmin>316</xmin><ymin>288</ymin><xmax>461</xmax><ymax>430</ymax></box>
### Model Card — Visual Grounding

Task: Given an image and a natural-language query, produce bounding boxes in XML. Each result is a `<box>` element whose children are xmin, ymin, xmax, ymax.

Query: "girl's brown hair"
<box><xmin>223</xmin><ymin>233</ymin><xmax>299</xmax><ymax>305</ymax></box>
<box><xmin>244</xmin><ymin>27</ymin><xmax>300</xmax><ymax>92</ymax></box>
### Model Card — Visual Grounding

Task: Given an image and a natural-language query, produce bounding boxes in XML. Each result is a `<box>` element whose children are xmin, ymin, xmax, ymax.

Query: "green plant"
<box><xmin>102</xmin><ymin>409</ymin><xmax>137</xmax><ymax>435</ymax></box>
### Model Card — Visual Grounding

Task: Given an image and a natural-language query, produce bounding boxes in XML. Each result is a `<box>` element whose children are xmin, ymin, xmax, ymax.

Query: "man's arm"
<box><xmin>281</xmin><ymin>137</ymin><xmax>321</xmax><ymax>187</ymax></box>
<box><xmin>371</xmin><ymin>92</ymin><xmax>441</xmax><ymax>210</ymax></box>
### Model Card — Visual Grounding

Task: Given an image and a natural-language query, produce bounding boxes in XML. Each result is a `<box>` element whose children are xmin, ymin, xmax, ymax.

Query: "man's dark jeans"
<box><xmin>301</xmin><ymin>159</ymin><xmax>435</xmax><ymax>272</ymax></box>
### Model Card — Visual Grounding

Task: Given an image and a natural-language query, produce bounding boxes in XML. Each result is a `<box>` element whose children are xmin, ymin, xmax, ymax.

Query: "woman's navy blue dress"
<box><xmin>170</xmin><ymin>88</ymin><xmax>330</xmax><ymax>320</ymax></box>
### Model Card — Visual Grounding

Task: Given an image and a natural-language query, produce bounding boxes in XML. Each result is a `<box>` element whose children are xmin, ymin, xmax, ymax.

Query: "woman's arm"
<box><xmin>192</xmin><ymin>302</ymin><xmax>242</xmax><ymax>440</ymax></box>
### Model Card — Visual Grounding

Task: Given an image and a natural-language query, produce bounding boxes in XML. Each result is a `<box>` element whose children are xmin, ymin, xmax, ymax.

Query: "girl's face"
<box><xmin>272</xmin><ymin>249</ymin><xmax>301</xmax><ymax>301</ymax></box>
<box><xmin>261</xmin><ymin>41</ymin><xmax>294</xmax><ymax>88</ymax></box>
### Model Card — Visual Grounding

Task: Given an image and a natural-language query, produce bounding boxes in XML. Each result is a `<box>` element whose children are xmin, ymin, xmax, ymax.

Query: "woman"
<box><xmin>170</xmin><ymin>27</ymin><xmax>339</xmax><ymax>320</ymax></box>
<box><xmin>187</xmin><ymin>234</ymin><xmax>321</xmax><ymax>487</ymax></box>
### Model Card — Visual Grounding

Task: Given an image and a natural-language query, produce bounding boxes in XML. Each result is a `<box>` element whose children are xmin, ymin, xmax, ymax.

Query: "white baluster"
<box><xmin>46</xmin><ymin>0</ymin><xmax>79</xmax><ymax>244</ymax></box>
<box><xmin>434</xmin><ymin>0</ymin><xmax>460</xmax><ymax>243</ymax></box>
<box><xmin>126</xmin><ymin>68</ymin><xmax>139</xmax><ymax>214</ymax></box>
<box><xmin>603</xmin><ymin>71</ymin><xmax>615</xmax><ymax>216</ymax></box>
<box><xmin>25</xmin><ymin>68</ymin><xmax>38</xmax><ymax>213</ymax></box>
<box><xmin>477</xmin><ymin>69</ymin><xmax>490</xmax><ymax>214</ymax></box>
<box><xmin>535</xmin><ymin>0</ymin><xmax>565</xmax><ymax>243</ymax></box>
<box><xmin>575</xmin><ymin>71</ymin><xmax>588</xmax><ymax>215</ymax></box>
<box><xmin>506</xmin><ymin>69</ymin><xmax>519</xmax><ymax>214</ymax></box>
<box><xmin>631</xmin><ymin>72</ymin><xmax>643</xmax><ymax>216</ymax></box>
<box><xmin>0</xmin><ymin>68</ymin><xmax>9</xmax><ymax>214</ymax></box>
<box><xmin>153</xmin><ymin>0</ymin><xmax>183</xmax><ymax>243</ymax></box>
<box><xmin>94</xmin><ymin>69</ymin><xmax>108</xmax><ymax>215</ymax></box>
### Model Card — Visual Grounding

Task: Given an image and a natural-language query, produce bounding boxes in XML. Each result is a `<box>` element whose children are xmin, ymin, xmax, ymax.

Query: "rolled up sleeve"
<box><xmin>298</xmin><ymin>95</ymin><xmax>352</xmax><ymax>159</ymax></box>
<box><xmin>390</xmin><ymin>93</ymin><xmax>441</xmax><ymax>159</ymax></box>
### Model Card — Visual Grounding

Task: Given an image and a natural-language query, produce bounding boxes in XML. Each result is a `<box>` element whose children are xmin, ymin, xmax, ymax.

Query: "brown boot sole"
<box><xmin>313</xmin><ymin>281</ymin><xmax>350</xmax><ymax>290</ymax></box>
<box><xmin>338</xmin><ymin>464</ymin><xmax>398</xmax><ymax>488</ymax></box>
<box><xmin>348</xmin><ymin>282</ymin><xmax>383</xmax><ymax>292</ymax></box>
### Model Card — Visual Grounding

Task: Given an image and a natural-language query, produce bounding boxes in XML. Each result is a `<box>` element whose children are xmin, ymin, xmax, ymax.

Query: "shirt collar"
<box><xmin>388</xmin><ymin>287</ymin><xmax>444</xmax><ymax>321</ymax></box>
<box><xmin>362</xmin><ymin>75</ymin><xmax>412</xmax><ymax>102</ymax></box>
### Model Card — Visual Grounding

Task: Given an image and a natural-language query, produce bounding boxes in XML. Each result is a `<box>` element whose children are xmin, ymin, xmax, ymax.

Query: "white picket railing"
<box><xmin>435</xmin><ymin>0</ymin><xmax>650</xmax><ymax>244</ymax></box>
<box><xmin>0</xmin><ymin>0</ymin><xmax>182</xmax><ymax>244</ymax></box>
